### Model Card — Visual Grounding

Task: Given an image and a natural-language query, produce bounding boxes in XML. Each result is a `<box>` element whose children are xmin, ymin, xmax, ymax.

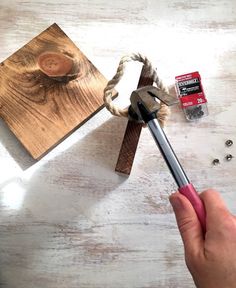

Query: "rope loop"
<box><xmin>103</xmin><ymin>53</ymin><xmax>170</xmax><ymax>127</ymax></box>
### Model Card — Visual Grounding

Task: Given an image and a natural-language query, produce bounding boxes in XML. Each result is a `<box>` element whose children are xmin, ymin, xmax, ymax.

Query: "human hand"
<box><xmin>170</xmin><ymin>189</ymin><xmax>236</xmax><ymax>288</ymax></box>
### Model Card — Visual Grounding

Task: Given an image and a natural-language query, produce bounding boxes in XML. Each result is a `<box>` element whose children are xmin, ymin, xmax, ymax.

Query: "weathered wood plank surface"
<box><xmin>0</xmin><ymin>1</ymin><xmax>236</xmax><ymax>288</ymax></box>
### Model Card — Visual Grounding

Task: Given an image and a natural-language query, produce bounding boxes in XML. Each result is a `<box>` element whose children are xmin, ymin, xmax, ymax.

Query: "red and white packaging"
<box><xmin>175</xmin><ymin>71</ymin><xmax>208</xmax><ymax>121</ymax></box>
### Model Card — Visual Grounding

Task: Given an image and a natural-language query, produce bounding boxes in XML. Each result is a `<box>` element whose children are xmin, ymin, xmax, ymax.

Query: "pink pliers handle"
<box><xmin>179</xmin><ymin>183</ymin><xmax>206</xmax><ymax>233</ymax></box>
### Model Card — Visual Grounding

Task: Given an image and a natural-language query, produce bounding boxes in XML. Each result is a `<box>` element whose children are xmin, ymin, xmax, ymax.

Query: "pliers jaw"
<box><xmin>129</xmin><ymin>85</ymin><xmax>179</xmax><ymax>122</ymax></box>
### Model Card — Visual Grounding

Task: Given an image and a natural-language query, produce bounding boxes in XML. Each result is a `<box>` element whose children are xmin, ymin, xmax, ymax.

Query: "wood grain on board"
<box><xmin>0</xmin><ymin>23</ymin><xmax>116</xmax><ymax>159</ymax></box>
<box><xmin>115</xmin><ymin>66</ymin><xmax>153</xmax><ymax>175</ymax></box>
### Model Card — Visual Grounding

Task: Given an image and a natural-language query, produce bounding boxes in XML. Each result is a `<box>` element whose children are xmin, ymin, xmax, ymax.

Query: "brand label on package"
<box><xmin>175</xmin><ymin>72</ymin><xmax>207</xmax><ymax>108</ymax></box>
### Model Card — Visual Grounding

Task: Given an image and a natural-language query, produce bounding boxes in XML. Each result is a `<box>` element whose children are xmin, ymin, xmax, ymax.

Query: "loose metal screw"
<box><xmin>225</xmin><ymin>154</ymin><xmax>233</xmax><ymax>161</ymax></box>
<box><xmin>212</xmin><ymin>159</ymin><xmax>220</xmax><ymax>165</ymax></box>
<box><xmin>225</xmin><ymin>140</ymin><xmax>233</xmax><ymax>147</ymax></box>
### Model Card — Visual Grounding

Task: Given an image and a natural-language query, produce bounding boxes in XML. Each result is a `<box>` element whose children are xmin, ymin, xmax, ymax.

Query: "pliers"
<box><xmin>129</xmin><ymin>85</ymin><xmax>206</xmax><ymax>233</ymax></box>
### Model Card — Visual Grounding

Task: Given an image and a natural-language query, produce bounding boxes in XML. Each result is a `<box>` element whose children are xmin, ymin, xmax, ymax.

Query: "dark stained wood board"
<box><xmin>0</xmin><ymin>23</ymin><xmax>116</xmax><ymax>159</ymax></box>
<box><xmin>115</xmin><ymin>66</ymin><xmax>153</xmax><ymax>175</ymax></box>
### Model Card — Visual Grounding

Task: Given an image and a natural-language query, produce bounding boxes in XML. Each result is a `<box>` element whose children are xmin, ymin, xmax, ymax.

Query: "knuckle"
<box><xmin>178</xmin><ymin>216</ymin><xmax>198</xmax><ymax>234</ymax></box>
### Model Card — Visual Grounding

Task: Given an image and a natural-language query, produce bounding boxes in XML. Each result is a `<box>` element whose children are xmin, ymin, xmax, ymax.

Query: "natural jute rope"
<box><xmin>103</xmin><ymin>53</ymin><xmax>170</xmax><ymax>127</ymax></box>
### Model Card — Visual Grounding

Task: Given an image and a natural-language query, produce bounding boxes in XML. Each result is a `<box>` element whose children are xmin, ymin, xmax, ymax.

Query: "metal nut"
<box><xmin>186</xmin><ymin>105</ymin><xmax>204</xmax><ymax>120</ymax></box>
<box><xmin>225</xmin><ymin>154</ymin><xmax>233</xmax><ymax>161</ymax></box>
<box><xmin>225</xmin><ymin>140</ymin><xmax>233</xmax><ymax>147</ymax></box>
<box><xmin>212</xmin><ymin>159</ymin><xmax>220</xmax><ymax>165</ymax></box>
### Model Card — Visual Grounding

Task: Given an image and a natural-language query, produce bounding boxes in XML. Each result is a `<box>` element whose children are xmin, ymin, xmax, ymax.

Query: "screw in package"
<box><xmin>175</xmin><ymin>71</ymin><xmax>208</xmax><ymax>121</ymax></box>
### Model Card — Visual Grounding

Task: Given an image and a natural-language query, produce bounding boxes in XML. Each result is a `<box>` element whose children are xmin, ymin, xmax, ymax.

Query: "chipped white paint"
<box><xmin>0</xmin><ymin>1</ymin><xmax>236</xmax><ymax>287</ymax></box>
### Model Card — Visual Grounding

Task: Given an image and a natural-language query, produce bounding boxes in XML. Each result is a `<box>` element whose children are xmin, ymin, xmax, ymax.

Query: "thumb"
<box><xmin>170</xmin><ymin>192</ymin><xmax>204</xmax><ymax>257</ymax></box>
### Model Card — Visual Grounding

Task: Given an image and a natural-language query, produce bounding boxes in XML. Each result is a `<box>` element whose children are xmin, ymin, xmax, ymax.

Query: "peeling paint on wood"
<box><xmin>0</xmin><ymin>0</ymin><xmax>236</xmax><ymax>288</ymax></box>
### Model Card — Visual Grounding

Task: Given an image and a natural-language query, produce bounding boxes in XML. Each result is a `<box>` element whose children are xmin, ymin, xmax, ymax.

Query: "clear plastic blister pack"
<box><xmin>175</xmin><ymin>71</ymin><xmax>208</xmax><ymax>121</ymax></box>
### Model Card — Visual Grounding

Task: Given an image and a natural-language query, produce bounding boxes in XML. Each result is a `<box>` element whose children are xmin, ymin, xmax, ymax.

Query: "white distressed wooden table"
<box><xmin>0</xmin><ymin>1</ymin><xmax>236</xmax><ymax>287</ymax></box>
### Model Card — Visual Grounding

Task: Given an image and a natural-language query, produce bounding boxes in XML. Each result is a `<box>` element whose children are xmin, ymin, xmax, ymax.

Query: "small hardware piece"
<box><xmin>225</xmin><ymin>140</ymin><xmax>233</xmax><ymax>147</ymax></box>
<box><xmin>186</xmin><ymin>105</ymin><xmax>204</xmax><ymax>120</ymax></box>
<box><xmin>225</xmin><ymin>154</ymin><xmax>233</xmax><ymax>161</ymax></box>
<box><xmin>212</xmin><ymin>159</ymin><xmax>220</xmax><ymax>165</ymax></box>
<box><xmin>175</xmin><ymin>71</ymin><xmax>208</xmax><ymax>121</ymax></box>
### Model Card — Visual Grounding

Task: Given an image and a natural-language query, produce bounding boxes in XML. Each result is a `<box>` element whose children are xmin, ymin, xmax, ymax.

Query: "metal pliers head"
<box><xmin>128</xmin><ymin>85</ymin><xmax>179</xmax><ymax>123</ymax></box>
